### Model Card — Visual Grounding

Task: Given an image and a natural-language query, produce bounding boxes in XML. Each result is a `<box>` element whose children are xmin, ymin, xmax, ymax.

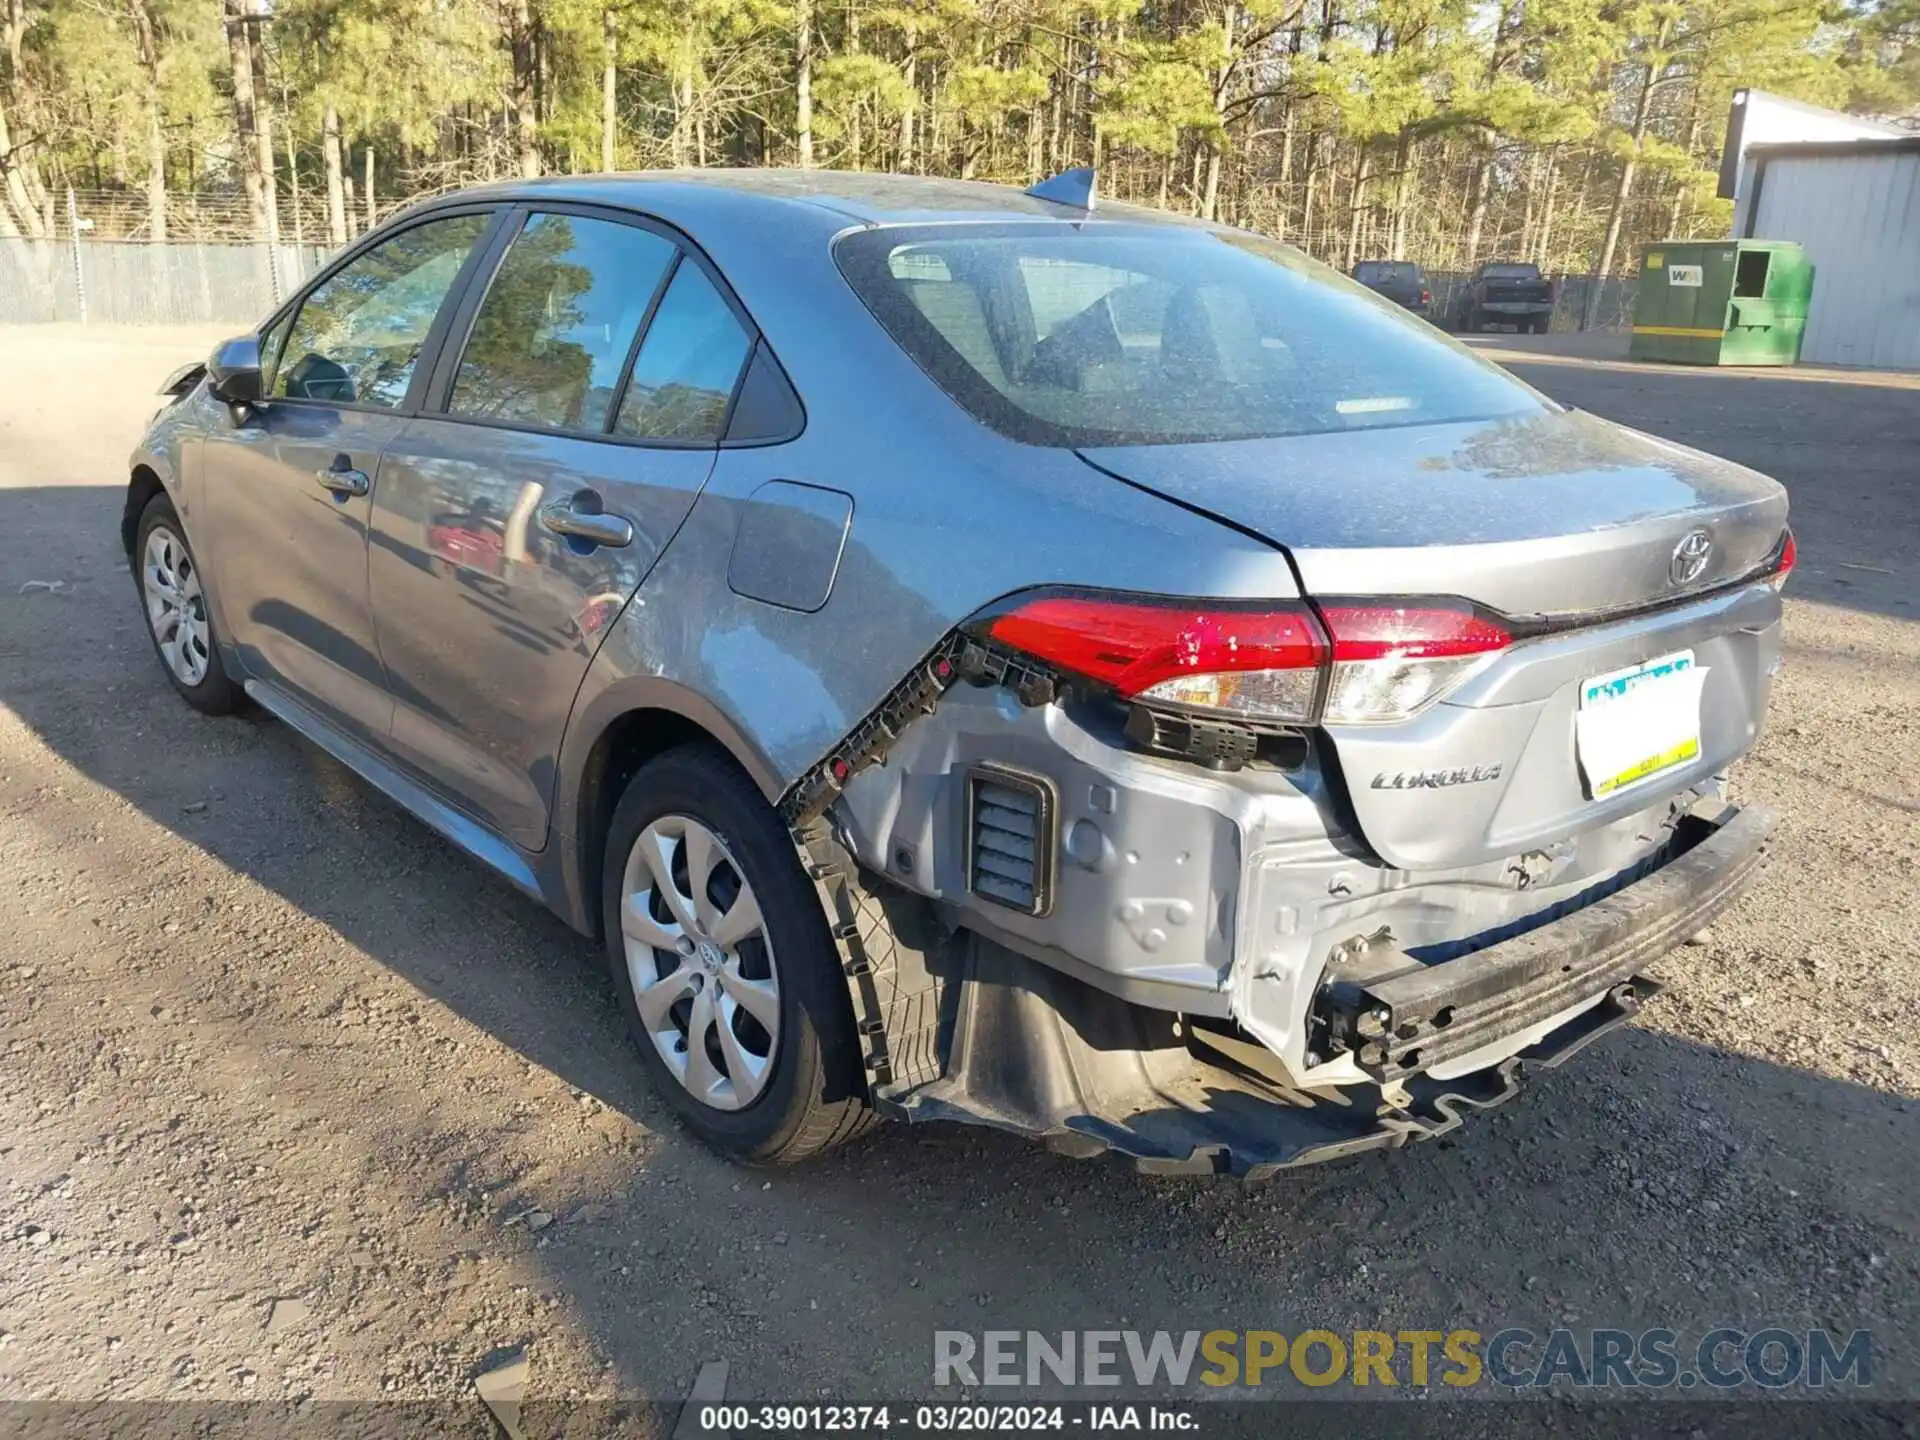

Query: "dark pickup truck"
<box><xmin>1456</xmin><ymin>262</ymin><xmax>1554</xmax><ymax>333</ymax></box>
<box><xmin>1353</xmin><ymin>259</ymin><xmax>1431</xmax><ymax>316</ymax></box>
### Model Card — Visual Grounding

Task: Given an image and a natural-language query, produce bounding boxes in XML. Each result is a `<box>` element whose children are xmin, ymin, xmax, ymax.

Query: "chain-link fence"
<box><xmin>0</xmin><ymin>238</ymin><xmax>332</xmax><ymax>325</ymax></box>
<box><xmin>0</xmin><ymin>236</ymin><xmax>1639</xmax><ymax>332</ymax></box>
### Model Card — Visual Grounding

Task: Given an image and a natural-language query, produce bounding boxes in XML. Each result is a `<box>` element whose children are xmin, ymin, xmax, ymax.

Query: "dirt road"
<box><xmin>1</xmin><ymin>326</ymin><xmax>1915</xmax><ymax>1412</ymax></box>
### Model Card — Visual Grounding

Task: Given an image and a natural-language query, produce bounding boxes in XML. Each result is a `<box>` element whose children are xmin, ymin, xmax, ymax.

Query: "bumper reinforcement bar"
<box><xmin>1344</xmin><ymin>804</ymin><xmax>1776</xmax><ymax>1083</ymax></box>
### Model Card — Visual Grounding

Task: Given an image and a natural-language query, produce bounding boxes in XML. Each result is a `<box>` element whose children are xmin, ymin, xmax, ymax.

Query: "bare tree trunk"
<box><xmin>1344</xmin><ymin>143</ymin><xmax>1371</xmax><ymax>270</ymax></box>
<box><xmin>1533</xmin><ymin>149</ymin><xmax>1559</xmax><ymax>267</ymax></box>
<box><xmin>223</xmin><ymin>0</ymin><xmax>271</xmax><ymax>240</ymax></box>
<box><xmin>363</xmin><ymin>145</ymin><xmax>375</xmax><ymax>231</ymax></box>
<box><xmin>1389</xmin><ymin>132</ymin><xmax>1412</xmax><ymax>260</ymax></box>
<box><xmin>511</xmin><ymin>0</ymin><xmax>540</xmax><ymax>177</ymax></box>
<box><xmin>127</xmin><ymin>0</ymin><xmax>167</xmax><ymax>241</ymax></box>
<box><xmin>1462</xmin><ymin>150</ymin><xmax>1489</xmax><ymax>267</ymax></box>
<box><xmin>1301</xmin><ymin>131</ymin><xmax>1319</xmax><ymax>241</ymax></box>
<box><xmin>1586</xmin><ymin>28</ymin><xmax>1665</xmax><ymax>327</ymax></box>
<box><xmin>322</xmin><ymin>100</ymin><xmax>347</xmax><ymax>246</ymax></box>
<box><xmin>343</xmin><ymin>163</ymin><xmax>356</xmax><ymax>235</ymax></box>
<box><xmin>248</xmin><ymin>18</ymin><xmax>279</xmax><ymax>243</ymax></box>
<box><xmin>793</xmin><ymin>0</ymin><xmax>812</xmax><ymax>166</ymax></box>
<box><xmin>3</xmin><ymin>0</ymin><xmax>53</xmax><ymax>234</ymax></box>
<box><xmin>899</xmin><ymin>23</ymin><xmax>917</xmax><ymax>171</ymax></box>
<box><xmin>601</xmin><ymin>9</ymin><xmax>617</xmax><ymax>170</ymax></box>
<box><xmin>0</xmin><ymin>100</ymin><xmax>45</xmax><ymax>237</ymax></box>
<box><xmin>1666</xmin><ymin>111</ymin><xmax>1702</xmax><ymax>237</ymax></box>
<box><xmin>848</xmin><ymin>1</ymin><xmax>862</xmax><ymax>169</ymax></box>
<box><xmin>285</xmin><ymin>121</ymin><xmax>303</xmax><ymax>247</ymax></box>
<box><xmin>671</xmin><ymin>65</ymin><xmax>690</xmax><ymax>166</ymax></box>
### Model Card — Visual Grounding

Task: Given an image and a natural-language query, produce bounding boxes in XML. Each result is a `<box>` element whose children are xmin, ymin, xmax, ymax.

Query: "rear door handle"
<box><xmin>315</xmin><ymin>461</ymin><xmax>371</xmax><ymax>498</ymax></box>
<box><xmin>540</xmin><ymin>498</ymin><xmax>633</xmax><ymax>550</ymax></box>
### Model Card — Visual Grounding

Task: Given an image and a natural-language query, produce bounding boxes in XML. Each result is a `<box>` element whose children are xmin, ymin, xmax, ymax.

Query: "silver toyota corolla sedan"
<box><xmin>125</xmin><ymin>169</ymin><xmax>1793</xmax><ymax>1175</ymax></box>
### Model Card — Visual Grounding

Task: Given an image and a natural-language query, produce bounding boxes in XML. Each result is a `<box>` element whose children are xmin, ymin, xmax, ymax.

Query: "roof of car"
<box><xmin>428</xmin><ymin>167</ymin><xmax>1201</xmax><ymax>231</ymax></box>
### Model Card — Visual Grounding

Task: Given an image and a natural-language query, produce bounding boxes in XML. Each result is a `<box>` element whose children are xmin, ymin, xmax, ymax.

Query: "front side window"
<box><xmin>449</xmin><ymin>212</ymin><xmax>677</xmax><ymax>432</ymax></box>
<box><xmin>273</xmin><ymin>213</ymin><xmax>488</xmax><ymax>408</ymax></box>
<box><xmin>836</xmin><ymin>223</ymin><xmax>1548</xmax><ymax>446</ymax></box>
<box><xmin>613</xmin><ymin>260</ymin><xmax>752</xmax><ymax>443</ymax></box>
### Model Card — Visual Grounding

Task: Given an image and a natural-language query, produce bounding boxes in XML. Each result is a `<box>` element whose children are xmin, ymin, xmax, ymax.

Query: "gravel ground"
<box><xmin>0</xmin><ymin>325</ymin><xmax>1914</xmax><ymax>1416</ymax></box>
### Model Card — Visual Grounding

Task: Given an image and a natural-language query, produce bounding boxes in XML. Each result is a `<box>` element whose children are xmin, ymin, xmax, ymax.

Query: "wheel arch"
<box><xmin>558</xmin><ymin>679</ymin><xmax>790</xmax><ymax>940</ymax></box>
<box><xmin>123</xmin><ymin>464</ymin><xmax>167</xmax><ymax>558</ymax></box>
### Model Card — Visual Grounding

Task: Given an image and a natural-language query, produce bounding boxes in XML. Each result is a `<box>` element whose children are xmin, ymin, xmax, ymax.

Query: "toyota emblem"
<box><xmin>1670</xmin><ymin>529</ymin><xmax>1713</xmax><ymax>587</ymax></box>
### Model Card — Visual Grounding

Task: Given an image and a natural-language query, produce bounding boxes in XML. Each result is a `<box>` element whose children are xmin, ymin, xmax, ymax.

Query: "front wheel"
<box><xmin>133</xmin><ymin>493</ymin><xmax>242</xmax><ymax>715</ymax></box>
<box><xmin>600</xmin><ymin>745</ymin><xmax>875</xmax><ymax>1163</ymax></box>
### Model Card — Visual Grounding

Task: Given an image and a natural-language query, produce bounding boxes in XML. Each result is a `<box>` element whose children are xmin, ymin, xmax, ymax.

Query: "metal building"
<box><xmin>1719</xmin><ymin>91</ymin><xmax>1920</xmax><ymax>371</ymax></box>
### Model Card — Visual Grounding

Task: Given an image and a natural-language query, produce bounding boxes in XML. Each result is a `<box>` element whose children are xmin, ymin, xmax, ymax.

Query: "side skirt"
<box><xmin>243</xmin><ymin>678</ymin><xmax>544</xmax><ymax>902</ymax></box>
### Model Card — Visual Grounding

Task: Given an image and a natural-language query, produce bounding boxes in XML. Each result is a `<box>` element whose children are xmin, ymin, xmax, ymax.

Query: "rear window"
<box><xmin>836</xmin><ymin>224</ymin><xmax>1545</xmax><ymax>446</ymax></box>
<box><xmin>1482</xmin><ymin>264</ymin><xmax>1542</xmax><ymax>280</ymax></box>
<box><xmin>1355</xmin><ymin>261</ymin><xmax>1417</xmax><ymax>283</ymax></box>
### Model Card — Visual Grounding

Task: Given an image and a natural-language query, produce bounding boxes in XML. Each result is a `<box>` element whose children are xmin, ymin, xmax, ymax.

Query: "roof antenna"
<box><xmin>1026</xmin><ymin>166</ymin><xmax>1097</xmax><ymax>212</ymax></box>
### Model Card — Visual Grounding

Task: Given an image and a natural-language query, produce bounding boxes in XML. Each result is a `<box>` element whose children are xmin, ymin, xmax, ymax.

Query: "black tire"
<box><xmin>600</xmin><ymin>744</ymin><xmax>875</xmax><ymax>1164</ymax></box>
<box><xmin>132</xmin><ymin>492</ymin><xmax>243</xmax><ymax>716</ymax></box>
<box><xmin>1530</xmin><ymin>315</ymin><xmax>1551</xmax><ymax>335</ymax></box>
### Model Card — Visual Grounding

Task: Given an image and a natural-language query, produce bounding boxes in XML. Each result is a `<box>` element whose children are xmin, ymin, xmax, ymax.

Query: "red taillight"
<box><xmin>1770</xmin><ymin>528</ymin><xmax>1796</xmax><ymax>587</ymax></box>
<box><xmin>983</xmin><ymin>592</ymin><xmax>1514</xmax><ymax>726</ymax></box>
<box><xmin>1420</xmin><ymin>289</ymin><xmax>1432</xmax><ymax>305</ymax></box>
<box><xmin>987</xmin><ymin>596</ymin><xmax>1327</xmax><ymax>699</ymax></box>
<box><xmin>1319</xmin><ymin>604</ymin><xmax>1512</xmax><ymax>662</ymax></box>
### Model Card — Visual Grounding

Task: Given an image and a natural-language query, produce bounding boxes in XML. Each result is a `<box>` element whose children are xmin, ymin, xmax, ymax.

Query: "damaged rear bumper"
<box><xmin>841</xmin><ymin>802</ymin><xmax>1773</xmax><ymax>1178</ymax></box>
<box><xmin>876</xmin><ymin>933</ymin><xmax>1651</xmax><ymax>1179</ymax></box>
<box><xmin>1317</xmin><ymin>802</ymin><xmax>1775</xmax><ymax>1083</ymax></box>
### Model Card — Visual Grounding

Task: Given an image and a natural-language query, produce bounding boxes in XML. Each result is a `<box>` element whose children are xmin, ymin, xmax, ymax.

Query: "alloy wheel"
<box><xmin>143</xmin><ymin>525</ymin><xmax>212</xmax><ymax>687</ymax></box>
<box><xmin>619</xmin><ymin>815</ymin><xmax>781</xmax><ymax>1111</ymax></box>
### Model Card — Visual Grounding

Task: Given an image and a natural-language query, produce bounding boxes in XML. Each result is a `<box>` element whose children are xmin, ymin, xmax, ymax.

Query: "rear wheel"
<box><xmin>600</xmin><ymin>745</ymin><xmax>874</xmax><ymax>1163</ymax></box>
<box><xmin>133</xmin><ymin>493</ymin><xmax>241</xmax><ymax>715</ymax></box>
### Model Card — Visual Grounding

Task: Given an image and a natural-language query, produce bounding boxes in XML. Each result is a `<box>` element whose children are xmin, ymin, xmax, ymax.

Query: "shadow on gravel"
<box><xmin>1465</xmin><ymin>340</ymin><xmax>1919</xmax><ymax>624</ymax></box>
<box><xmin>2</xmin><ymin>480</ymin><xmax>1916</xmax><ymax>1408</ymax></box>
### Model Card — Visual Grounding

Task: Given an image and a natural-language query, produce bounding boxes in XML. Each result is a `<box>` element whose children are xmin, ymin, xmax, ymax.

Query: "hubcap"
<box><xmin>142</xmin><ymin>526</ymin><xmax>211</xmax><ymax>687</ymax></box>
<box><xmin>620</xmin><ymin>816</ymin><xmax>779</xmax><ymax>1112</ymax></box>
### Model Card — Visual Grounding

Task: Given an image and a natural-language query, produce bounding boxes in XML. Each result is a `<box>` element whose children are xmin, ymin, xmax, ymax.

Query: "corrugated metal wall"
<box><xmin>1751</xmin><ymin>151</ymin><xmax>1920</xmax><ymax>370</ymax></box>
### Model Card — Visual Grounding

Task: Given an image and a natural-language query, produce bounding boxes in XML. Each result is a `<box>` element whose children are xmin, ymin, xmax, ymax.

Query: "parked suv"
<box><xmin>126</xmin><ymin>171</ymin><xmax>1791</xmax><ymax>1175</ymax></box>
<box><xmin>1352</xmin><ymin>259</ymin><xmax>1430</xmax><ymax>315</ymax></box>
<box><xmin>1457</xmin><ymin>261</ymin><xmax>1555</xmax><ymax>332</ymax></box>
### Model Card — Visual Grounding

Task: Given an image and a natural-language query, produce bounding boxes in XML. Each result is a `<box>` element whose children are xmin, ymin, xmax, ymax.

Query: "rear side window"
<box><xmin>450</xmin><ymin>212</ymin><xmax>676</xmax><ymax>432</ymax></box>
<box><xmin>614</xmin><ymin>261</ymin><xmax>752</xmax><ymax>442</ymax></box>
<box><xmin>272</xmin><ymin>213</ymin><xmax>487</xmax><ymax>408</ymax></box>
<box><xmin>836</xmin><ymin>224</ymin><xmax>1545</xmax><ymax>446</ymax></box>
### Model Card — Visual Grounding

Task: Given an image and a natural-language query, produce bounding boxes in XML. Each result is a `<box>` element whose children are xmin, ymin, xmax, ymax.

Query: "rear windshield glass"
<box><xmin>1482</xmin><ymin>264</ymin><xmax>1542</xmax><ymax>280</ymax></box>
<box><xmin>835</xmin><ymin>224</ymin><xmax>1545</xmax><ymax>446</ymax></box>
<box><xmin>1355</xmin><ymin>261</ymin><xmax>1418</xmax><ymax>283</ymax></box>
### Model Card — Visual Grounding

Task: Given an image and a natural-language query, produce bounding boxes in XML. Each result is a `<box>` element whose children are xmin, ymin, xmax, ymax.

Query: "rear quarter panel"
<box><xmin>552</xmin><ymin>200</ymin><xmax>1306</xmax><ymax>834</ymax></box>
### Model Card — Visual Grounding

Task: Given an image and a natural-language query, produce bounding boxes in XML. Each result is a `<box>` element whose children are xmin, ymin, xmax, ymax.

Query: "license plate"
<box><xmin>1574</xmin><ymin>650</ymin><xmax>1706</xmax><ymax>799</ymax></box>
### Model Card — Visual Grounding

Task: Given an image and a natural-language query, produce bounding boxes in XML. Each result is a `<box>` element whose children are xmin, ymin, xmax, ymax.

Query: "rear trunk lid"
<box><xmin>1077</xmin><ymin>407</ymin><xmax>1785</xmax><ymax>618</ymax></box>
<box><xmin>1077</xmin><ymin>408</ymin><xmax>1789</xmax><ymax>870</ymax></box>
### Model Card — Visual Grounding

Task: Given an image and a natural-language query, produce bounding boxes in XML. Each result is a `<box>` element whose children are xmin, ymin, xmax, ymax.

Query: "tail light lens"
<box><xmin>1766</xmin><ymin>527</ymin><xmax>1796</xmax><ymax>592</ymax></box>
<box><xmin>983</xmin><ymin>593</ymin><xmax>1512</xmax><ymax>727</ymax></box>
<box><xmin>1419</xmin><ymin>288</ymin><xmax>1432</xmax><ymax>305</ymax></box>
<box><xmin>1319</xmin><ymin>603</ymin><xmax>1512</xmax><ymax>724</ymax></box>
<box><xmin>987</xmin><ymin>596</ymin><xmax>1327</xmax><ymax>723</ymax></box>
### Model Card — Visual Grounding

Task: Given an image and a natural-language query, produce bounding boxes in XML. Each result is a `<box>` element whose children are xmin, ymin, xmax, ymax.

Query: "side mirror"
<box><xmin>207</xmin><ymin>335</ymin><xmax>264</xmax><ymax>404</ymax></box>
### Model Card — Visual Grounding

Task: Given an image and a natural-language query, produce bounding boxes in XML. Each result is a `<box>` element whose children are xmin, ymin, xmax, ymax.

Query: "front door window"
<box><xmin>271</xmin><ymin>214</ymin><xmax>489</xmax><ymax>407</ymax></box>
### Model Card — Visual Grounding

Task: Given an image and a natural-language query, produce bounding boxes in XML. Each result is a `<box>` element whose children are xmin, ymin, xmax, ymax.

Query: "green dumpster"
<box><xmin>1628</xmin><ymin>239</ymin><xmax>1814</xmax><ymax>365</ymax></box>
